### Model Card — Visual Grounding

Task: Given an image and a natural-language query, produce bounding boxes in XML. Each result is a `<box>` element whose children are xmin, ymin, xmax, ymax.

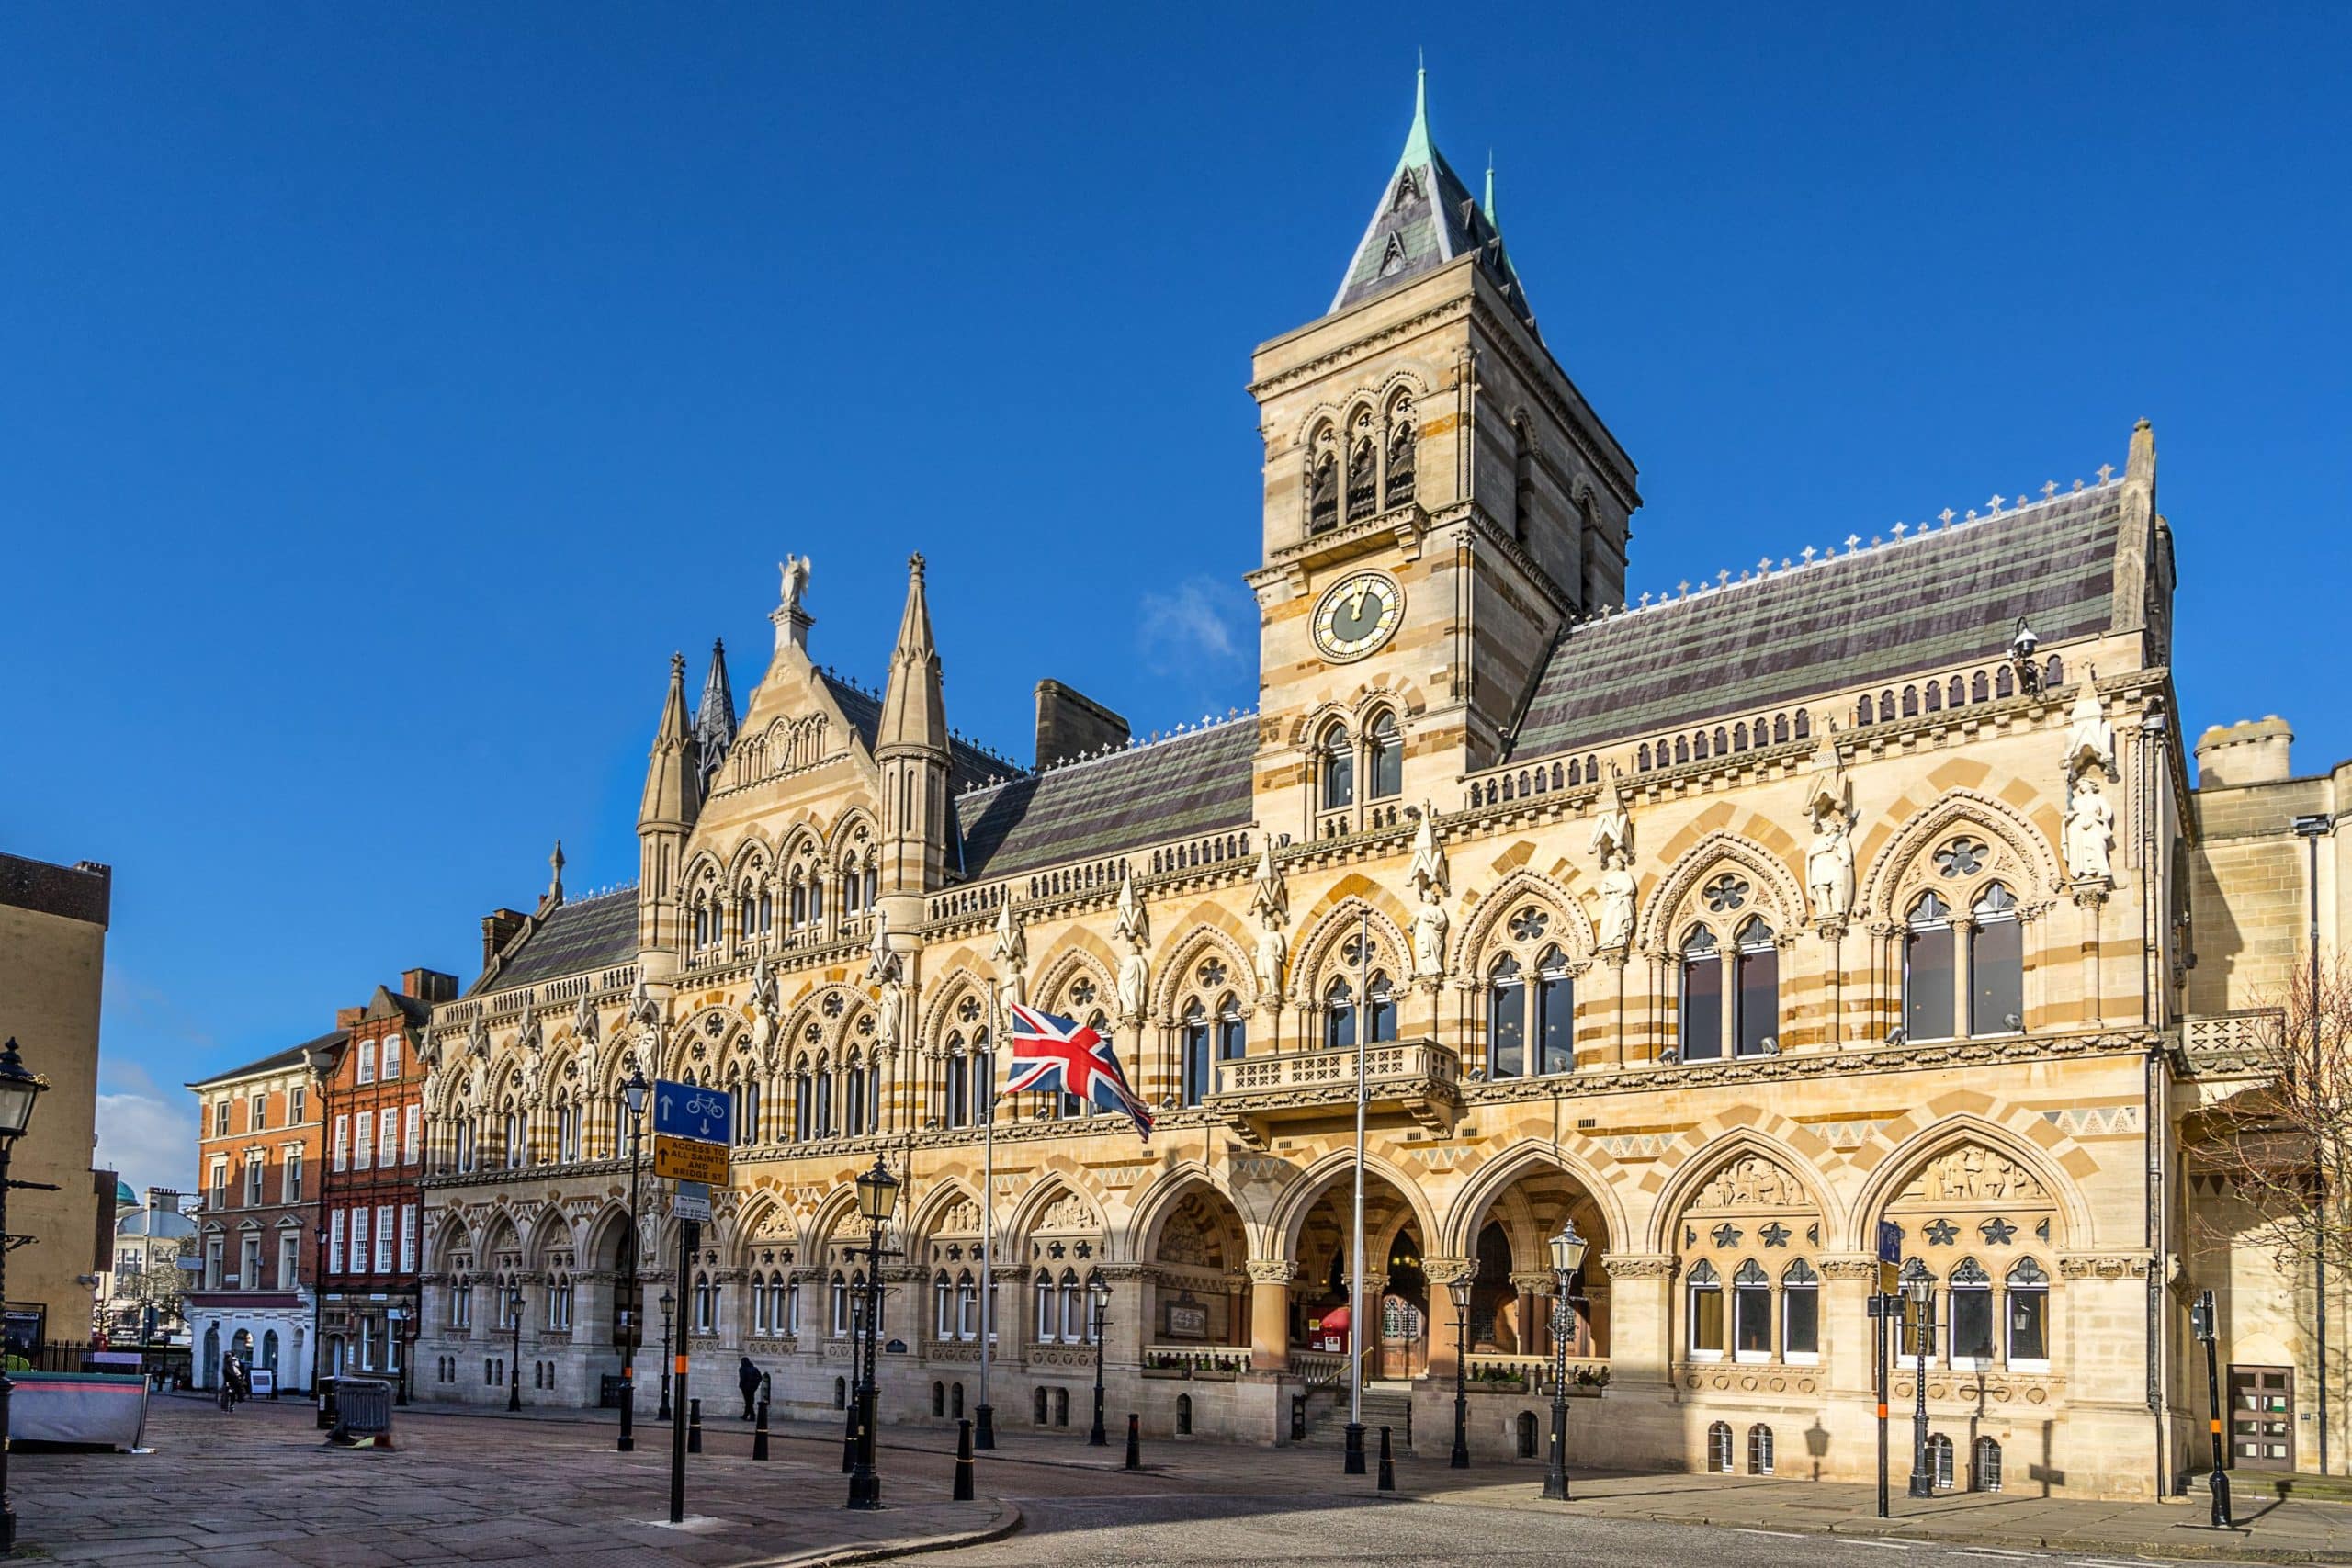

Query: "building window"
<box><xmin>1346</xmin><ymin>434</ymin><xmax>1377</xmax><ymax>523</ymax></box>
<box><xmin>289</xmin><ymin>1085</ymin><xmax>305</xmax><ymax>1122</ymax></box>
<box><xmin>1535</xmin><ymin>949</ymin><xmax>1573</xmax><ymax>1075</ymax></box>
<box><xmin>240</xmin><ymin>1235</ymin><xmax>262</xmax><ymax>1292</ymax></box>
<box><xmin>1972</xmin><ymin>1437</ymin><xmax>2003</xmax><ymax>1493</ymax></box>
<box><xmin>956</xmin><ymin>1271</ymin><xmax>977</xmax><ymax>1340</ymax></box>
<box><xmin>831</xmin><ymin>1272</ymin><xmax>850</xmax><ymax>1337</ymax></box>
<box><xmin>1307</xmin><ymin>443</ymin><xmax>1339</xmax><ymax>535</ymax></box>
<box><xmin>357</xmin><ymin>1042</ymin><xmax>376</xmax><ymax>1085</ymax></box>
<box><xmin>249</xmin><ymin>1091</ymin><xmax>266</xmax><ymax>1130</ymax></box>
<box><xmin>1732</xmin><ymin>1260</ymin><xmax>1771</xmax><ymax>1361</ymax></box>
<box><xmin>244</xmin><ymin>1158</ymin><xmax>264</xmax><ymax>1206</ymax></box>
<box><xmin>1679</xmin><ymin>928</ymin><xmax>1723</xmax><ymax>1061</ymax></box>
<box><xmin>1747</xmin><ymin>1424</ymin><xmax>1775</xmax><ymax>1476</ymax></box>
<box><xmin>332</xmin><ymin>1114</ymin><xmax>349</xmax><ymax>1172</ymax></box>
<box><xmin>354</xmin><ymin>1113</ymin><xmax>372</xmax><ymax>1169</ymax></box>
<box><xmin>277</xmin><ymin>1233</ymin><xmax>300</xmax><ymax>1290</ymax></box>
<box><xmin>328</xmin><ymin>1212</ymin><xmax>344</xmax><ymax>1276</ymax></box>
<box><xmin>1949</xmin><ymin>1257</ymin><xmax>1995</xmax><ymax>1366</ymax></box>
<box><xmin>1487</xmin><ymin>955</ymin><xmax>1525</xmax><ymax>1079</ymax></box>
<box><xmin>285</xmin><ymin>1152</ymin><xmax>303</xmax><ymax>1203</ymax></box>
<box><xmin>1365</xmin><ymin>711</ymin><xmax>1403</xmax><ymax>800</ymax></box>
<box><xmin>379</xmin><ymin>1107</ymin><xmax>399</xmax><ymax>1168</ymax></box>
<box><xmin>1970</xmin><ymin>883</ymin><xmax>2023</xmax><ymax>1035</ymax></box>
<box><xmin>453</xmin><ymin>1277</ymin><xmax>473</xmax><ymax>1329</ymax></box>
<box><xmin>1687</xmin><ymin>1260</ymin><xmax>1724</xmax><ymax>1357</ymax></box>
<box><xmin>2006</xmin><ymin>1258</ymin><xmax>2049</xmax><ymax>1367</ymax></box>
<box><xmin>1734</xmin><ymin>918</ymin><xmax>1778</xmax><ymax>1056</ymax></box>
<box><xmin>1927</xmin><ymin>1433</ymin><xmax>1955</xmax><ymax>1490</ymax></box>
<box><xmin>1216</xmin><ymin>997</ymin><xmax>1246</xmax><ymax>1067</ymax></box>
<box><xmin>1035</xmin><ymin>1273</ymin><xmax>1057</xmax><ymax>1342</ymax></box>
<box><xmin>381</xmin><ymin>1034</ymin><xmax>401</xmax><ymax>1079</ymax></box>
<box><xmin>214</xmin><ymin>1101</ymin><xmax>230</xmax><ymax>1137</ymax></box>
<box><xmin>1180</xmin><ymin>1002</ymin><xmax>1212</xmax><ymax>1108</ymax></box>
<box><xmin>1707</xmin><ymin>1420</ymin><xmax>1735</xmax><ymax>1473</ymax></box>
<box><xmin>1781</xmin><ymin>1259</ymin><xmax>1820</xmax><ymax>1359</ymax></box>
<box><xmin>1905</xmin><ymin>892</ymin><xmax>1955</xmax><ymax>1041</ymax></box>
<box><xmin>1319</xmin><ymin>723</ymin><xmax>1354</xmax><ymax>812</ymax></box>
<box><xmin>1385</xmin><ymin>412</ymin><xmax>1416</xmax><ymax>510</ymax></box>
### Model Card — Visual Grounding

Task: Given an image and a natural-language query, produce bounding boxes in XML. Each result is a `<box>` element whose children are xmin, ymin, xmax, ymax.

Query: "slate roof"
<box><xmin>1331</xmin><ymin>73</ymin><xmax>1534</xmax><ymax>329</ymax></box>
<box><xmin>820</xmin><ymin>671</ymin><xmax>1012</xmax><ymax>794</ymax></box>
<box><xmin>955</xmin><ymin>719</ymin><xmax>1257</xmax><ymax>882</ymax></box>
<box><xmin>188</xmin><ymin>1029</ymin><xmax>346</xmax><ymax>1090</ymax></box>
<box><xmin>1509</xmin><ymin>485</ymin><xmax>2127</xmax><ymax>762</ymax></box>
<box><xmin>487</xmin><ymin>886</ymin><xmax>640</xmax><ymax>990</ymax></box>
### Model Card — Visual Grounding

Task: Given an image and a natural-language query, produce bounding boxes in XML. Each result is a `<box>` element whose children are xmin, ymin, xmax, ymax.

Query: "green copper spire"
<box><xmin>1398</xmin><ymin>60</ymin><xmax>1431</xmax><ymax>171</ymax></box>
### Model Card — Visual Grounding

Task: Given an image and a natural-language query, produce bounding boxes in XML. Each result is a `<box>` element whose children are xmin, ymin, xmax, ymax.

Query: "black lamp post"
<box><xmin>0</xmin><ymin>1040</ymin><xmax>48</xmax><ymax>1555</ymax></box>
<box><xmin>1087</xmin><ymin>1276</ymin><xmax>1110</xmax><ymax>1447</ymax></box>
<box><xmin>1447</xmin><ymin>1275</ymin><xmax>1473</xmax><ymax>1469</ymax></box>
<box><xmin>312</xmin><ymin>1220</ymin><xmax>332</xmax><ymax>1427</ymax></box>
<box><xmin>658</xmin><ymin>1289</ymin><xmax>675</xmax><ymax>1421</ymax></box>
<box><xmin>507</xmin><ymin>1284</ymin><xmax>525</xmax><ymax>1412</ymax></box>
<box><xmin>1539</xmin><ymin>1220</ymin><xmax>1588</xmax><ymax>1502</ymax></box>
<box><xmin>1905</xmin><ymin>1273</ymin><xmax>1935</xmax><ymax>1498</ymax></box>
<box><xmin>616</xmin><ymin>1066</ymin><xmax>649</xmax><ymax>1453</ymax></box>
<box><xmin>2192</xmin><ymin>1290</ymin><xmax>2233</xmax><ymax>1528</ymax></box>
<box><xmin>846</xmin><ymin>1156</ymin><xmax>901</xmax><ymax>1511</ymax></box>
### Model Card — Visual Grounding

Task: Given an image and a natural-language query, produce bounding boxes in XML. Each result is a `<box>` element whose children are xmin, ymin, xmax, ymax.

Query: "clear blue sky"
<box><xmin>5</xmin><ymin>5</ymin><xmax>2346</xmax><ymax>1196</ymax></box>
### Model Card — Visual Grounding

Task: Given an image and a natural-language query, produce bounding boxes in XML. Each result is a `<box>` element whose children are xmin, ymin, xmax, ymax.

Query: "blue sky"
<box><xmin>4</xmin><ymin>5</ymin><xmax>2346</xmax><ymax>1196</ymax></box>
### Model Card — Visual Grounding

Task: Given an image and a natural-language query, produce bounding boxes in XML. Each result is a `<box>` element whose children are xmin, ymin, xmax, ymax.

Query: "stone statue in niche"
<box><xmin>1806</xmin><ymin>803</ymin><xmax>1856</xmax><ymax>921</ymax></box>
<box><xmin>1699</xmin><ymin>1156</ymin><xmax>1799</xmax><ymax>1209</ymax></box>
<box><xmin>1596</xmin><ymin>849</ymin><xmax>1638</xmax><ymax>951</ymax></box>
<box><xmin>1117</xmin><ymin>946</ymin><xmax>1150</xmax><ymax>1020</ymax></box>
<box><xmin>2064</xmin><ymin>774</ymin><xmax>2114</xmax><ymax>882</ymax></box>
<box><xmin>874</xmin><ymin>977</ymin><xmax>902</xmax><ymax>1054</ymax></box>
<box><xmin>1252</xmin><ymin>916</ymin><xmax>1287</xmax><ymax>1003</ymax></box>
<box><xmin>1410</xmin><ymin>886</ymin><xmax>1449</xmax><ymax>979</ymax></box>
<box><xmin>1928</xmin><ymin>1146</ymin><xmax>2046</xmax><ymax>1202</ymax></box>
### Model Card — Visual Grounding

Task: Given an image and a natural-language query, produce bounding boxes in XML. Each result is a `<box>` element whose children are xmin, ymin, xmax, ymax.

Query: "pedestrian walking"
<box><xmin>738</xmin><ymin>1356</ymin><xmax>762</xmax><ymax>1420</ymax></box>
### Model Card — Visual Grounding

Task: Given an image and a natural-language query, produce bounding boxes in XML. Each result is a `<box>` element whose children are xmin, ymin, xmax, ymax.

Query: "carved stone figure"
<box><xmin>1410</xmin><ymin>886</ymin><xmax>1449</xmax><ymax>979</ymax></box>
<box><xmin>1253</xmin><ymin>917</ymin><xmax>1287</xmax><ymax>1002</ymax></box>
<box><xmin>874</xmin><ymin>976</ymin><xmax>902</xmax><ymax>1054</ymax></box>
<box><xmin>2064</xmin><ymin>775</ymin><xmax>2114</xmax><ymax>882</ymax></box>
<box><xmin>1927</xmin><ymin>1146</ymin><xmax>2046</xmax><ymax>1202</ymax></box>
<box><xmin>1589</xmin><ymin>772</ymin><xmax>1631</xmax><ymax>861</ymax></box>
<box><xmin>778</xmin><ymin>553</ymin><xmax>811</xmax><ymax>614</ymax></box>
<box><xmin>1699</xmin><ymin>1156</ymin><xmax>1799</xmax><ymax>1210</ymax></box>
<box><xmin>1596</xmin><ymin>849</ymin><xmax>1638</xmax><ymax>951</ymax></box>
<box><xmin>1806</xmin><ymin>805</ymin><xmax>1856</xmax><ymax>921</ymax></box>
<box><xmin>2062</xmin><ymin>674</ymin><xmax>2114</xmax><ymax>777</ymax></box>
<box><xmin>1117</xmin><ymin>946</ymin><xmax>1151</xmax><ymax>1020</ymax></box>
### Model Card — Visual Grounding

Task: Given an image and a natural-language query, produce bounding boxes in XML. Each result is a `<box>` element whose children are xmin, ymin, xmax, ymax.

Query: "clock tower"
<box><xmin>1246</xmin><ymin>73</ymin><xmax>1641</xmax><ymax>843</ymax></box>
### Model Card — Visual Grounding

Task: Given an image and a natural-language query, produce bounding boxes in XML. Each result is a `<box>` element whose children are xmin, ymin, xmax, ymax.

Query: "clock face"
<box><xmin>1312</xmin><ymin>571</ymin><xmax>1404</xmax><ymax>662</ymax></box>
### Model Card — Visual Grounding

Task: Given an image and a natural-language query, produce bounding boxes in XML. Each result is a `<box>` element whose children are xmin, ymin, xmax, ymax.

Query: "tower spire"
<box><xmin>877</xmin><ymin>553</ymin><xmax>947</xmax><ymax>755</ymax></box>
<box><xmin>693</xmin><ymin>637</ymin><xmax>737</xmax><ymax>792</ymax></box>
<box><xmin>876</xmin><ymin>552</ymin><xmax>953</xmax><ymax>901</ymax></box>
<box><xmin>637</xmin><ymin>650</ymin><xmax>701</xmax><ymax>832</ymax></box>
<box><xmin>1484</xmin><ymin>152</ymin><xmax>1496</xmax><ymax>227</ymax></box>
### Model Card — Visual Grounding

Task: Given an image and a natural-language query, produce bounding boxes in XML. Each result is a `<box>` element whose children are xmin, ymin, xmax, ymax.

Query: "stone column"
<box><xmin>1245</xmin><ymin>1259</ymin><xmax>1297</xmax><ymax>1372</ymax></box>
<box><xmin>1510</xmin><ymin>1269</ymin><xmax>1553</xmax><ymax>1363</ymax></box>
<box><xmin>1422</xmin><ymin>1257</ymin><xmax>1475</xmax><ymax>1382</ymax></box>
<box><xmin>1819</xmin><ymin>1256</ymin><xmax>1881</xmax><ymax>1399</ymax></box>
<box><xmin>1600</xmin><ymin>1255</ymin><xmax>1678</xmax><ymax>1398</ymax></box>
<box><xmin>1951</xmin><ymin>916</ymin><xmax>1977</xmax><ymax>1039</ymax></box>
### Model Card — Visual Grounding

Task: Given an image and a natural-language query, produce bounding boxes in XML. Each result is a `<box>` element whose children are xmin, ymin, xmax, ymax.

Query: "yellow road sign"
<box><xmin>653</xmin><ymin>1134</ymin><xmax>729</xmax><ymax>1184</ymax></box>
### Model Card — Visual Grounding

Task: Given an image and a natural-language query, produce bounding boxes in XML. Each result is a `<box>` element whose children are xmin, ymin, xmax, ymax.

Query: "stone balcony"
<box><xmin>1208</xmin><ymin>1037</ymin><xmax>1462</xmax><ymax>1144</ymax></box>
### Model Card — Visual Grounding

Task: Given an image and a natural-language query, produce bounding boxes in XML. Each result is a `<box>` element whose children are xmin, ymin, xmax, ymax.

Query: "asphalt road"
<box><xmin>939</xmin><ymin>1488</ymin><xmax>2235</xmax><ymax>1567</ymax></box>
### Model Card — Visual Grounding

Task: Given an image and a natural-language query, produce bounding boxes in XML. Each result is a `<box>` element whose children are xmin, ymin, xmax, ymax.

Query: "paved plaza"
<box><xmin>11</xmin><ymin>1394</ymin><xmax>2350</xmax><ymax>1566</ymax></box>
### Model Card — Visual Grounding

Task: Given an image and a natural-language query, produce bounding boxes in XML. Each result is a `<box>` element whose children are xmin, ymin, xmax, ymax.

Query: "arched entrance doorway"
<box><xmin>1139</xmin><ymin>1179</ymin><xmax>1250</xmax><ymax>1359</ymax></box>
<box><xmin>201</xmin><ymin>1323</ymin><xmax>220</xmax><ymax>1388</ymax></box>
<box><xmin>1288</xmin><ymin>1169</ymin><xmax>1430</xmax><ymax>1380</ymax></box>
<box><xmin>261</xmin><ymin>1329</ymin><xmax>280</xmax><ymax>1375</ymax></box>
<box><xmin>1453</xmin><ymin>1159</ymin><xmax>1612</xmax><ymax>1371</ymax></box>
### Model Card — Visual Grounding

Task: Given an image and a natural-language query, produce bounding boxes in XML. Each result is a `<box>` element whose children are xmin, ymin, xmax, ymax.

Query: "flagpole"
<box><xmin>977</xmin><ymin>977</ymin><xmax>998</xmax><ymax>1450</ymax></box>
<box><xmin>1346</xmin><ymin>906</ymin><xmax>1369</xmax><ymax>1475</ymax></box>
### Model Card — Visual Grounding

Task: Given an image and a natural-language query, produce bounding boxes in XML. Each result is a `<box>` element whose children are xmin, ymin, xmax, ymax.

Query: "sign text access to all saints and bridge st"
<box><xmin>652</xmin><ymin>1078</ymin><xmax>731</xmax><ymax>1184</ymax></box>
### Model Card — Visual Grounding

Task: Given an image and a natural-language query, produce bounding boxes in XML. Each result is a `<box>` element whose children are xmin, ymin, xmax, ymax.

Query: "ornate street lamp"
<box><xmin>1904</xmin><ymin>1273</ymin><xmax>1936</xmax><ymax>1498</ymax></box>
<box><xmin>616</xmin><ymin>1066</ymin><xmax>650</xmax><ymax>1452</ymax></box>
<box><xmin>1447</xmin><ymin>1274</ymin><xmax>1474</xmax><ymax>1469</ymax></box>
<box><xmin>847</xmin><ymin>1157</ymin><xmax>901</xmax><ymax>1510</ymax></box>
<box><xmin>1539</xmin><ymin>1220</ymin><xmax>1588</xmax><ymax>1502</ymax></box>
<box><xmin>658</xmin><ymin>1288</ymin><xmax>675</xmax><ymax>1421</ymax></box>
<box><xmin>0</xmin><ymin>1041</ymin><xmax>46</xmax><ymax>1554</ymax></box>
<box><xmin>507</xmin><ymin>1284</ymin><xmax>526</xmax><ymax>1412</ymax></box>
<box><xmin>1087</xmin><ymin>1276</ymin><xmax>1111</xmax><ymax>1447</ymax></box>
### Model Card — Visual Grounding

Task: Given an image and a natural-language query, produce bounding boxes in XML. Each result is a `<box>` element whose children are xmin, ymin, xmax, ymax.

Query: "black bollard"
<box><xmin>1377</xmin><ymin>1424</ymin><xmax>1396</xmax><ymax>1492</ymax></box>
<box><xmin>687</xmin><ymin>1397</ymin><xmax>703</xmax><ymax>1454</ymax></box>
<box><xmin>842</xmin><ymin>1396</ymin><xmax>858</xmax><ymax>1473</ymax></box>
<box><xmin>954</xmin><ymin>1417</ymin><xmax>976</xmax><ymax>1502</ymax></box>
<box><xmin>1125</xmin><ymin>1412</ymin><xmax>1141</xmax><ymax>1472</ymax></box>
<box><xmin>753</xmin><ymin>1389</ymin><xmax>771</xmax><ymax>1461</ymax></box>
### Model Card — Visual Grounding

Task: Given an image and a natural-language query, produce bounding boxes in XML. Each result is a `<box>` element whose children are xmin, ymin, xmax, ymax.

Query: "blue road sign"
<box><xmin>653</xmin><ymin>1078</ymin><xmax>732</xmax><ymax>1145</ymax></box>
<box><xmin>1876</xmin><ymin>1220</ymin><xmax>1903</xmax><ymax>1264</ymax></box>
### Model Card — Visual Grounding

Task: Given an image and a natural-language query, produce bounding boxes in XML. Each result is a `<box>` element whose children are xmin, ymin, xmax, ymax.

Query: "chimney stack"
<box><xmin>1035</xmin><ymin>681</ymin><xmax>1130</xmax><ymax>770</ymax></box>
<box><xmin>401</xmin><ymin>967</ymin><xmax>459</xmax><ymax>1003</ymax></box>
<box><xmin>481</xmin><ymin>908</ymin><xmax>529</xmax><ymax>970</ymax></box>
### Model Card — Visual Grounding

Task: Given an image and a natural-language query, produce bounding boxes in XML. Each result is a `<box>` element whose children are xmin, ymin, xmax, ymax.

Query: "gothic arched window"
<box><xmin>1323</xmin><ymin>976</ymin><xmax>1354</xmax><ymax>1052</ymax></box>
<box><xmin>1365</xmin><ymin>711</ymin><xmax>1403</xmax><ymax>800</ymax></box>
<box><xmin>1970</xmin><ymin>883</ymin><xmax>2023</xmax><ymax>1036</ymax></box>
<box><xmin>1216</xmin><ymin>994</ymin><xmax>1246</xmax><ymax>1066</ymax></box>
<box><xmin>1308</xmin><ymin>447</ymin><xmax>1338</xmax><ymax>535</ymax></box>
<box><xmin>1385</xmin><ymin>416</ymin><xmax>1416</xmax><ymax>509</ymax></box>
<box><xmin>1781</xmin><ymin>1258</ymin><xmax>1819</xmax><ymax>1359</ymax></box>
<box><xmin>1180</xmin><ymin>1001</ymin><xmax>1211</xmax><ymax>1107</ymax></box>
<box><xmin>1365</xmin><ymin>971</ymin><xmax>1397</xmax><ymax>1043</ymax></box>
<box><xmin>1679</xmin><ymin>927</ymin><xmax>1723</xmax><ymax>1061</ymax></box>
<box><xmin>1734</xmin><ymin>918</ymin><xmax>1779</xmax><ymax>1057</ymax></box>
<box><xmin>1346</xmin><ymin>436</ymin><xmax>1378</xmax><ymax>523</ymax></box>
<box><xmin>1319</xmin><ymin>722</ymin><xmax>1354</xmax><ymax>812</ymax></box>
<box><xmin>1904</xmin><ymin>892</ymin><xmax>1955</xmax><ymax>1042</ymax></box>
<box><xmin>1486</xmin><ymin>954</ymin><xmax>1525</xmax><ymax>1080</ymax></box>
<box><xmin>1535</xmin><ymin>945</ymin><xmax>1574</xmax><ymax>1075</ymax></box>
<box><xmin>1687</xmin><ymin>1260</ymin><xmax>1724</xmax><ymax>1356</ymax></box>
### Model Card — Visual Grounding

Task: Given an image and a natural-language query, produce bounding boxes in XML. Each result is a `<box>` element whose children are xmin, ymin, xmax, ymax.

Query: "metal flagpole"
<box><xmin>1345</xmin><ymin>907</ymin><xmax>1369</xmax><ymax>1475</ymax></box>
<box><xmin>976</xmin><ymin>979</ymin><xmax>997</xmax><ymax>1449</ymax></box>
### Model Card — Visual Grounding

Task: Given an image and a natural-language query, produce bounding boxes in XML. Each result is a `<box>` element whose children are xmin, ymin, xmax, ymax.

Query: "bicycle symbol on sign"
<box><xmin>684</xmin><ymin>1091</ymin><xmax>727</xmax><ymax>1119</ymax></box>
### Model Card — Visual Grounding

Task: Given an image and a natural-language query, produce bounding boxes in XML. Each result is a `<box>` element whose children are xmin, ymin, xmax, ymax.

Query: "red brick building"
<box><xmin>317</xmin><ymin>969</ymin><xmax>450</xmax><ymax>1388</ymax></box>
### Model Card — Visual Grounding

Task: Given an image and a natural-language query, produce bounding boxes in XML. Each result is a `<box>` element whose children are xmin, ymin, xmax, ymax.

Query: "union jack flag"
<box><xmin>1001</xmin><ymin>1002</ymin><xmax>1154</xmax><ymax>1140</ymax></box>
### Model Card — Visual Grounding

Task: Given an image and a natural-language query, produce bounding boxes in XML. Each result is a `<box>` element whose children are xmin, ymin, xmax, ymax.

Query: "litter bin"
<box><xmin>330</xmin><ymin>1377</ymin><xmax>396</xmax><ymax>1448</ymax></box>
